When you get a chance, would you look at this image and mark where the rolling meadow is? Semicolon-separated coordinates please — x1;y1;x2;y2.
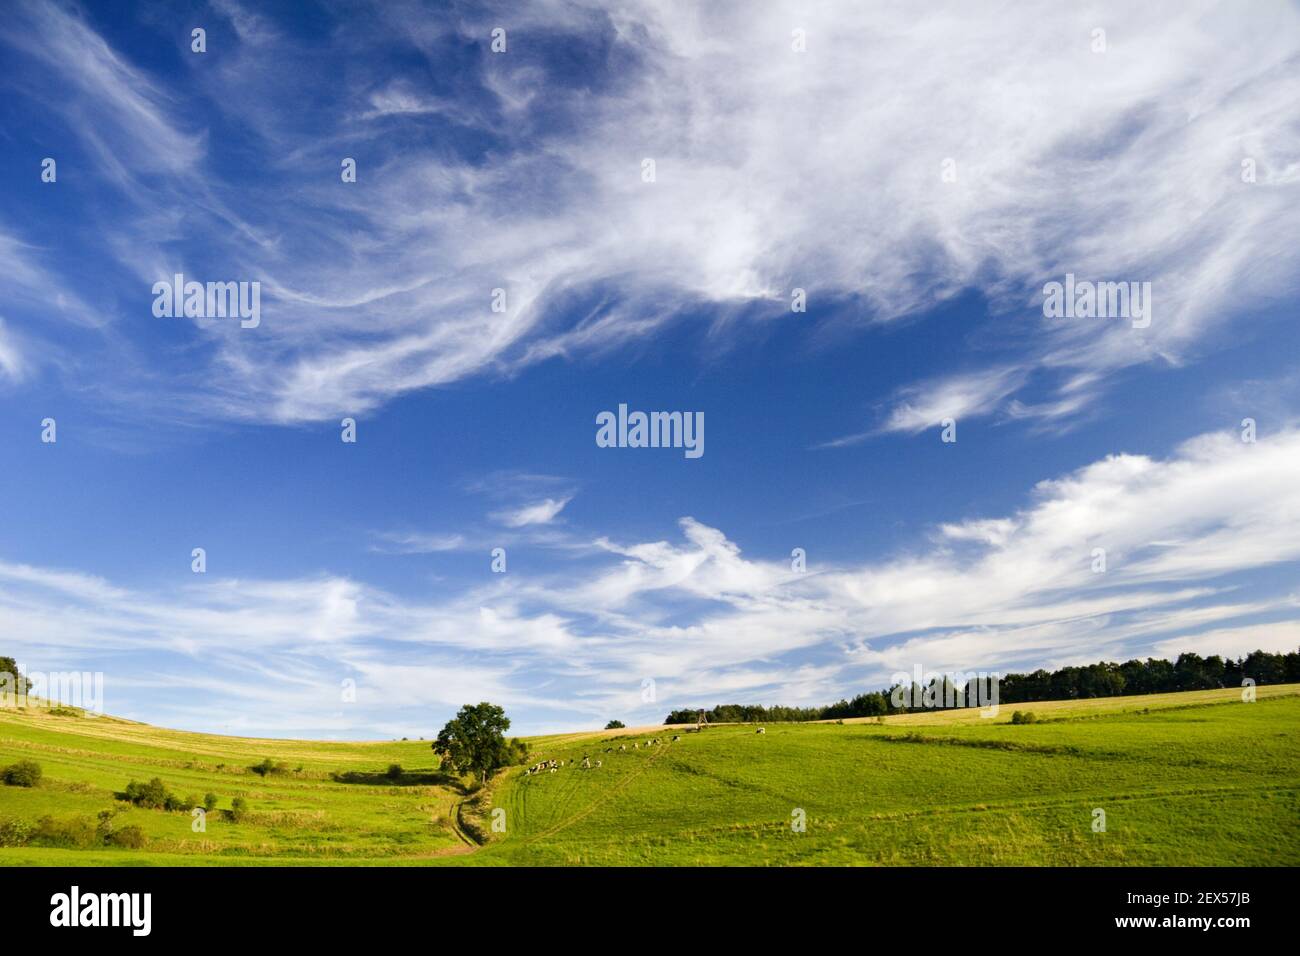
1;685;1297;866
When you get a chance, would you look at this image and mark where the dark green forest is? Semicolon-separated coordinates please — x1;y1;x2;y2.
664;648;1300;724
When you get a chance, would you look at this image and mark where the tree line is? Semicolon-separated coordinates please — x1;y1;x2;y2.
663;648;1300;724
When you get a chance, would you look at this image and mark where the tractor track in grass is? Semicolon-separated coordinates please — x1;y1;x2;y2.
521;738;678;845
523;780;1300;848
408;740;659;860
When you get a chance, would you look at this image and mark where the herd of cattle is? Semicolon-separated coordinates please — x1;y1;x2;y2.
523;728;767;777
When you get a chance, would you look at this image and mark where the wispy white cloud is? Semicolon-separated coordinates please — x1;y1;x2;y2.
370;531;466;554
4;424;1298;735
3;1;204;178
0;318;26;383
823;367;1028;444
491;496;572;528
4;1;1295;427
1152;619;1300;659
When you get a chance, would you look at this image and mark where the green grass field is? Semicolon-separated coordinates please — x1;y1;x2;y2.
2;685;1297;865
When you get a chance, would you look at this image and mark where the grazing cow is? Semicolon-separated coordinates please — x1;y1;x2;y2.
619;744;627;751
671;735;680;742
756;727;765;734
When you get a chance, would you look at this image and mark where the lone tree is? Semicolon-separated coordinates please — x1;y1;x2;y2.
604;720;625;729
0;656;31;703
433;702;525;784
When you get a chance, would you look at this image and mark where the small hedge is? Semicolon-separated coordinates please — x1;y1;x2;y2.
1;760;42;787
0;809;151;850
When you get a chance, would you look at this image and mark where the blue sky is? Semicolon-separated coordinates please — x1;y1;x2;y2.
1;0;1299;738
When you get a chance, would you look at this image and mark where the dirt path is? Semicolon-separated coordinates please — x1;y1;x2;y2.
448;796;479;848
413;738;678;860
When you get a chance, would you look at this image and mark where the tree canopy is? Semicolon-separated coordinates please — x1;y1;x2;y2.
665;648;1300;724
0;656;31;703
433;702;526;784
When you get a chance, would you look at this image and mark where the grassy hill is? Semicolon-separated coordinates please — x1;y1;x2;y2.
2;685;1298;865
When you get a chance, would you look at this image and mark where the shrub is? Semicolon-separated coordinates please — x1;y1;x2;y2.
0;817;34;847
604;720;625;729
21;808;149;850
229;797;249;823
386;763;403;780
123;777;172;809
1;760;42;787
106;825;147;849
203;792;218;812
33;814;99;848
1011;710;1038;725
95;808;122;842
251;758;287;777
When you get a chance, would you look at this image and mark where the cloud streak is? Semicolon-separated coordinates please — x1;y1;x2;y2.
2;1;1296;429
4;424;1298;735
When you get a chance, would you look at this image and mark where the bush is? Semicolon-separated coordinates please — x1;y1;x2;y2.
2;760;42;787
123;777;172;809
386;763;403;779
251;758;287;777
1011;710;1038;725
106;825;147;849
0;817;34;847
11;808;149;850
33;814;99;848
604;720;625;729
229;797;249;823
203;792;218;812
